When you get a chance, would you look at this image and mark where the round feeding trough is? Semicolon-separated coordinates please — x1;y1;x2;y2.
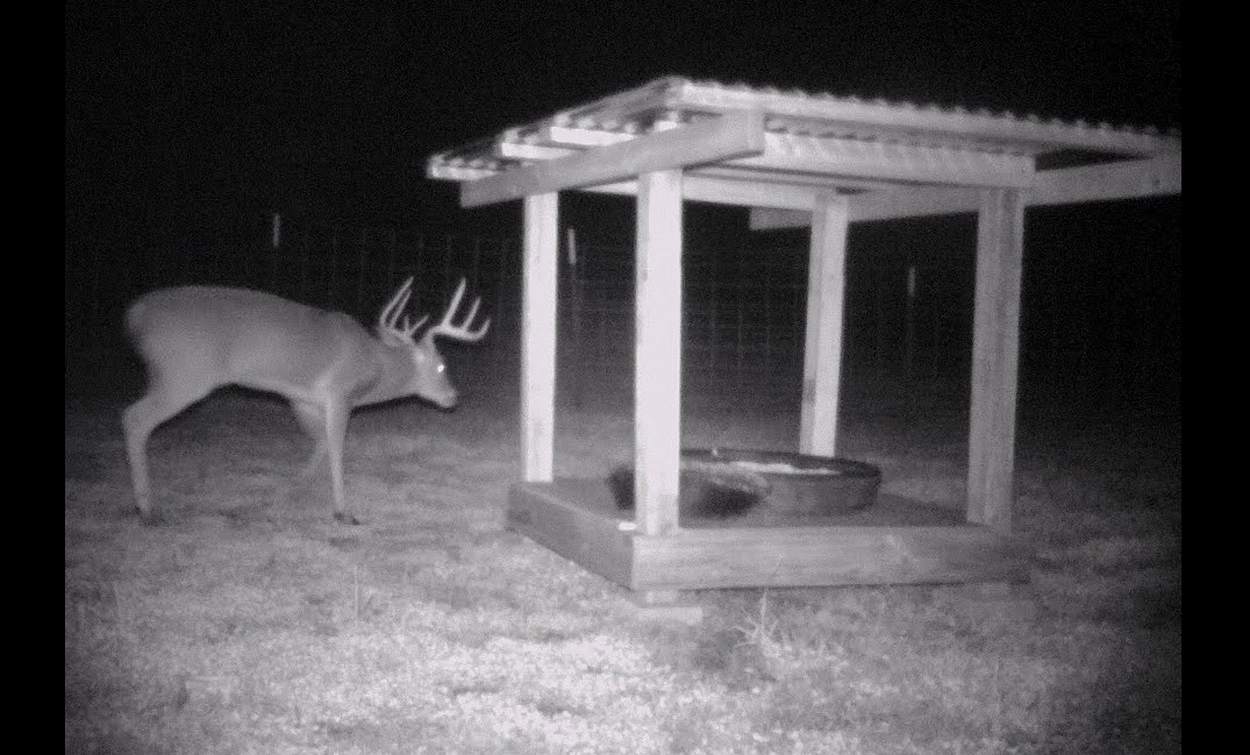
683;448;882;516
608;448;883;518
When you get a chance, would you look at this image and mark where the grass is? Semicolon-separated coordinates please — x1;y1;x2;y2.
65;385;1180;753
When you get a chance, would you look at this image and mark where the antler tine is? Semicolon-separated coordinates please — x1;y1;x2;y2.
445;278;467;320
467;315;491;340
402;314;429;338
458;296;482;330
426;277;491;343
378;277;415;332
391;285;414;327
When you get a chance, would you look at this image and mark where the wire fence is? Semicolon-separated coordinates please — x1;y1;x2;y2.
64;208;1179;414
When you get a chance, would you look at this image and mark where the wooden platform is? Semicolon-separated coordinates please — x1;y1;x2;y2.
507;479;1031;591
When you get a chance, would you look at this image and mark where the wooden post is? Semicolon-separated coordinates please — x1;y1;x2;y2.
799;194;849;456
634;169;684;535
522;193;559;482
967;188;1024;534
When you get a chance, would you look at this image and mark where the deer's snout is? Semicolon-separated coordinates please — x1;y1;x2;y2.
432;391;459;411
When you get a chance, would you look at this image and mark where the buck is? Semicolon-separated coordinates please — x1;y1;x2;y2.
122;277;490;525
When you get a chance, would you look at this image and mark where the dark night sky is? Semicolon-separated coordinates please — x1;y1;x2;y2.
64;1;1181;244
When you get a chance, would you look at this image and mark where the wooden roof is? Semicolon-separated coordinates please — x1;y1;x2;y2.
427;76;1181;217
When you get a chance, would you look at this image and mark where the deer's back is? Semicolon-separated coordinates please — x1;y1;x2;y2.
126;286;375;394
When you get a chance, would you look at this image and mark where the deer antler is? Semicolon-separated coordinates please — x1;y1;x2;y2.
377;277;429;343
424;278;490;343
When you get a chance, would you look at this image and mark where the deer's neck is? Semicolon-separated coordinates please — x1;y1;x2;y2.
351;343;415;407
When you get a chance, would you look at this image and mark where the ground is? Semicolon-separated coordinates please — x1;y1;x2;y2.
65;382;1181;754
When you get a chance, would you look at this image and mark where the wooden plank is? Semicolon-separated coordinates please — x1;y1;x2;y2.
507;479;1029;590
634;170;684;536
460;112;765;208
747;154;1183;229
521;193;559;482
580;173;823;210
696;166;897;191
496;140;582;161
967;189;1024;534
750;191;978;229
849;187;983;222
540;125;636;148
525;478;966;529
490;143;895;194
507;482;633;587
630;525;1030;590
1030;153;1182;206
799;195;849;456
730;133;1035;188
523;77;1178;159
426;163;499;182
668;78;1180;157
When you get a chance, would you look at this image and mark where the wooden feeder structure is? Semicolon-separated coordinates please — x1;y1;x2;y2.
426;76;1182;598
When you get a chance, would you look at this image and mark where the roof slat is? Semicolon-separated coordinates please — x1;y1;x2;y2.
427;75;1181;209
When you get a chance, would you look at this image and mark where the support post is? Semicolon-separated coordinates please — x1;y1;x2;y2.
967;188;1024;534
634;170;684;535
799;194;850;456
521;193;559;482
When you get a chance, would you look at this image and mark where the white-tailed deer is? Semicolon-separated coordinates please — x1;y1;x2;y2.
122;277;490;525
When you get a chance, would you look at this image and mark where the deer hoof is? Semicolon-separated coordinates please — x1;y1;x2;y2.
333;512;361;526
137;509;165;526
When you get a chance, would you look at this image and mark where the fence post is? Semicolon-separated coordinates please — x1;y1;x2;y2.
566;227;584;408
905;261;917;417
268;212;281;292
874;258;887;380
386;227;398;288
470;235;483;287
357;227;369;315
327;225;339;309
444;233;455;299
494;237;510;374
735;245;746;394
413;232;424;286
708;245;719;382
300;224;311;302
763;242;773;380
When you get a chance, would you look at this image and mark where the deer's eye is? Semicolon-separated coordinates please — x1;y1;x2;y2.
437;363;446;374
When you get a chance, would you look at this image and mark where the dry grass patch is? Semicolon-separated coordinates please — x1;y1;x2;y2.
67;392;1179;753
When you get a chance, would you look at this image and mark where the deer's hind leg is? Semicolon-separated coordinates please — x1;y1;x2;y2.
122;370;215;522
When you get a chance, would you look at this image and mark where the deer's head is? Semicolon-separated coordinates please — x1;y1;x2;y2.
376;277;490;409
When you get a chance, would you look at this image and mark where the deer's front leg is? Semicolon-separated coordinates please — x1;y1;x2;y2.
323;401;359;525
290;400;328;480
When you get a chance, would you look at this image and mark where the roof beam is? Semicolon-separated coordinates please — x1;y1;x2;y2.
541;125;636;148
433;161;838;210
580;173;825;210
748;154;1182;229
731;133;1036;188
1030;152;1181;206
499;129;1036;188
460;112;766;208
